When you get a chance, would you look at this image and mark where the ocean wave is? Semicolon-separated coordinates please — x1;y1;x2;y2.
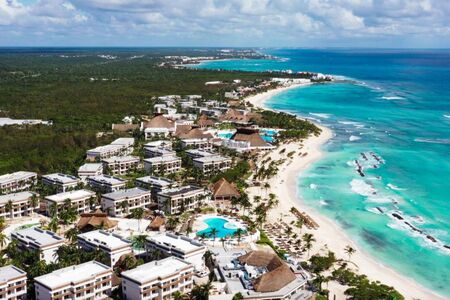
444;114;450;119
366;206;386;215
381;96;405;100
349;135;361;142
309;112;331;119
309;183;318;190
319;200;328;206
387;183;406;191
366;195;396;204
414;138;450;145
350;179;376;197
338;120;365;128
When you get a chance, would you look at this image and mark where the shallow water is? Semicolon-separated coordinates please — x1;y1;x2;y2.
197;49;450;297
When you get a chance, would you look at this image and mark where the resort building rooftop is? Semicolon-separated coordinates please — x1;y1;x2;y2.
78;230;131;251
45;189;95;203
111;137;134;147
0;191;35;205
12;227;64;248
0;265;26;283
42;173;79;184
121;257;192;284
34;261;111;290
102;187;149;201
89;174;126;185
158;185;204;197
146;232;206;254
135;175;174;187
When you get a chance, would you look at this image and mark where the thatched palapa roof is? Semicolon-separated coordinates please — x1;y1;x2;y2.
147;216;166;231
77;209;118;231
142;115;174;129
238;251;296;293
211;178;240;199
197;114;215;127
231;128;268;147
178;128;213;140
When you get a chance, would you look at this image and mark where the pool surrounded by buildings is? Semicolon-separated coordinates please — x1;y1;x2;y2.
197;216;246;239
216;128;278;143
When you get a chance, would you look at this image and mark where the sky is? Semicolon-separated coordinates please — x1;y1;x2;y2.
1;0;450;48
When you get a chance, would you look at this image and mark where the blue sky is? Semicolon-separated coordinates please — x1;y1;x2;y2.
1;0;449;48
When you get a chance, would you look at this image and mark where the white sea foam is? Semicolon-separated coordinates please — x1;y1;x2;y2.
349;135;361;142
338;120;365;128
444;114;450;119
309;113;331;119
387;183;406;191
381;96;405;100
309;183;318;190
350;179;376;197
319;200;328;206
414;138;450;145
366;207;385;215
366;195;395;203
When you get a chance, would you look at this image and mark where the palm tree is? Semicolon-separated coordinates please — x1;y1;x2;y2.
302;233;316;258
5;200;13;219
0;217;5;232
65;227;79;243
48;217;60;233
49;202;58;218
88;196;97;210
166;217;179;231
132;235;147;251
209;228;218;246
234;228;244;245
0;232;6;249
120;200;129;216
232;292;244;300
131;208;145;232
29;193;39;216
344;245;356;262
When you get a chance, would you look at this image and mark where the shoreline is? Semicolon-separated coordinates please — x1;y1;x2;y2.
244;84;445;300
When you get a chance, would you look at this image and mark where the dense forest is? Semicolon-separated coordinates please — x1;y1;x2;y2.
0;48;269;174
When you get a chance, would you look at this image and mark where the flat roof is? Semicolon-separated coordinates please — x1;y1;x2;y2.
0;191;34;205
147;233;205;253
158;185;204;197
185;149;216;157
78;163;103;172
144;140;172;148
145;147;175;155
0;265;26;283
34;261;110;289
144;156;180;163
78;230;131;250
42;173;79;184
103;187;150;200
45;189;95;203
0;171;37;184
121;257;191;284
102;156;140;163
88;174;126;185
12;227;64;247
87;144;123;154
111;138;134;146
193;155;230;163
136;176;174;186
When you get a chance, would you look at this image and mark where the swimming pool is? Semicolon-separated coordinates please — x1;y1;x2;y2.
217;132;234;139
197;217;246;239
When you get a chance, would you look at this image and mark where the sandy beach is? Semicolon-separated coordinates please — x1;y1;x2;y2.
245;84;445;300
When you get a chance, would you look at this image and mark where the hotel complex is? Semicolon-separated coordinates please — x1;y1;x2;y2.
156;185;208;214
0;171;37;194
44;189;96;216
0;191;38;220
101;187;151;217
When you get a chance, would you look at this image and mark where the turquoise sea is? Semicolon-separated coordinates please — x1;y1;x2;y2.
197;49;450;297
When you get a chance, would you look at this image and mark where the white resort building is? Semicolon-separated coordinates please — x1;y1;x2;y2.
44;189;96;216
121;257;194;300
87;174;126;193
34;261;113;300
101;156;141;176
0;265;27;300
11;227;65;263
0;191;38;220
77;230;133;267
144;156;181;175
101;187;151;217
142;115;175;139
78;163;103;181
192;155;232;176
41;173;80;193
144;146;176;158
135;176;176;199
86;138;134;161
146;233;206;271
0;171;37;194
156;185;208;214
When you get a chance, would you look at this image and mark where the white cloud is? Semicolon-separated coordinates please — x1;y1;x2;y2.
1;0;449;46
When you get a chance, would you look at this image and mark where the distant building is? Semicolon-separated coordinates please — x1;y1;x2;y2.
0;191;39;220
78;230;132;267
135;176;177;200
87;175;126;193
44;189;95;216
142;115;175;139
101;187;151;217
34;261;112;300
146;233;206;271
223;128;275;152
0;171;37;194
143;156;181;175
185;149;216;159
0;265;27;300
144;147;176;158
41;173;80;193
11;227;65;263
178;128;214;150
193;155;232;176
121;257;194;300
78;163;103;181
86;138;134;161
102;156;141;176
156;185;208;214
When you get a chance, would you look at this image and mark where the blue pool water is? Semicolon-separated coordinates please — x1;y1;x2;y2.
217;132;233;139
197;49;450;297
197;217;243;238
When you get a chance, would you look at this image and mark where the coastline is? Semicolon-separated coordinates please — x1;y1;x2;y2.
245;84;445;300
